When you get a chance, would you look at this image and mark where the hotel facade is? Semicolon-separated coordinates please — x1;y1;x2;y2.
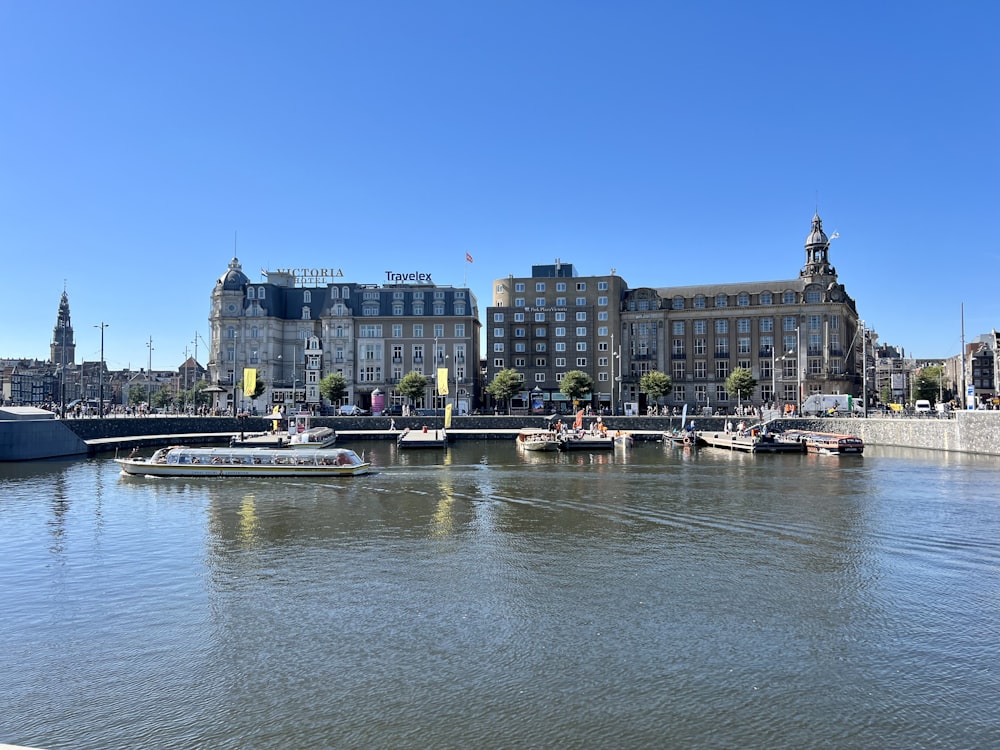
487;214;864;414
208;262;482;414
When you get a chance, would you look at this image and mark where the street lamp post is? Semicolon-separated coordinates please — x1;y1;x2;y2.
94;322;108;418
146;336;154;413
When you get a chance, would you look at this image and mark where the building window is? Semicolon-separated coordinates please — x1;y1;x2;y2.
258;287;265;299
413;324;423;337
760;317;774;333
455;323;465;337
576;358;587;367
576;342;587;351
576;282;586;291
535;297;546;306
694;361;707;378
535;313;546;322
555;342;566;352
494;343;505;352
694;320;706;335
737;293;750;307
760;291;772;305
494;358;504;368
783;290;796;304
493;313;504;322
598;372;609;382
673;296;685;310
809;315;822;331
598;281;608;291
673;321;685;335
805;288;822;303
715;294;728;307
716;361;729;379
598;296;608;306
514;298;525;307
555;312;566;322
715;339;729;355
556;282;566;292
514;313;525;322
393;304;404;315
515;283;525;292
672;339;685;356
737;318;751;334
576;327;587;336
413;304;424;315
673;361;685;380
738;337;751;354
536;282;546;292
715;320;728;334
535;327;546;337
247;287;255;299
575;297;586;306
694;338;707;355
598;311;608;321
783;316;797;332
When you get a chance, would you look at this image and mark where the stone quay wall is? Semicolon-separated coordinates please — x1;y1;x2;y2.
4;410;997;461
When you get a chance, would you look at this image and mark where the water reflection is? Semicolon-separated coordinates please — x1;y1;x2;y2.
5;443;1000;749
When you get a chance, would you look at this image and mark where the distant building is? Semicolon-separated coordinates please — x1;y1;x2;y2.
487;214;863;414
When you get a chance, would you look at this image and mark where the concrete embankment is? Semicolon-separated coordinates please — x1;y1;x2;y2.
2;411;999;461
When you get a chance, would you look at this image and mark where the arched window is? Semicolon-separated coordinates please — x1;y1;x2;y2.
247;287;255;299
258;287;265;299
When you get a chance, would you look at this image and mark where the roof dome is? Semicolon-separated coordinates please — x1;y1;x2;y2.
805;213;829;247
217;258;250;291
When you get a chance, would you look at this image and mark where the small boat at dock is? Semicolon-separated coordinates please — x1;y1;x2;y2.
781;430;864;455
516;428;561;452
116;445;370;477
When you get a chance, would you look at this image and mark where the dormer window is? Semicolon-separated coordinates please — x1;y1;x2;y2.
258;287;266;299
303;290;311;303
247;287;256;299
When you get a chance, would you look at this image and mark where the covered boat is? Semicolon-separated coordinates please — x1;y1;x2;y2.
516;428;561;452
781;430;864;455
116;445;370;477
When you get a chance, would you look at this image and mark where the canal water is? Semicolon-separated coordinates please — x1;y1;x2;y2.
2;441;999;749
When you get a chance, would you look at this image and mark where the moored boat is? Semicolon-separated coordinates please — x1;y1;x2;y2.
116;445;370;477
558;432;614;450
782;430;864;455
516;428;561;452
612;431;634;449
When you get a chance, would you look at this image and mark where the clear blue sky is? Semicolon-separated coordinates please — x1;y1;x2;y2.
2;1;996;372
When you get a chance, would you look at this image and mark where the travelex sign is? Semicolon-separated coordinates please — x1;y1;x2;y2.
385;271;433;283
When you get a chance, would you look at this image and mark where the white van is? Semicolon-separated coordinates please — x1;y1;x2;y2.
914;399;932;414
800;394;862;416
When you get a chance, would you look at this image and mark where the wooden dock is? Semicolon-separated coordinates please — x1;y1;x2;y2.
396;427;449;448
697;431;804;453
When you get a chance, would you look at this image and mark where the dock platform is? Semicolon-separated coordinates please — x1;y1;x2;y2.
396;427;449;448
697;431;805;453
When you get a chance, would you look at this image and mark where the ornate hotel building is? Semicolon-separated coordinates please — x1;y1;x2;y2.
208;260;482;414
487;214;863;413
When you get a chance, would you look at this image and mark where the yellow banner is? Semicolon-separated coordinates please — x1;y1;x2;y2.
243;368;257;398
445;403;453;429
437;367;449;396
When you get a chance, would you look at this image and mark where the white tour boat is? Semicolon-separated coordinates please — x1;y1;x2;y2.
116;445;370;477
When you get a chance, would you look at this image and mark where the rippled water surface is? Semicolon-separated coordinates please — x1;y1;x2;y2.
2;442;1000;749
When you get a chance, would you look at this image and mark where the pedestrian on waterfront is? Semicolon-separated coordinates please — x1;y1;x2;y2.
390;418;397;431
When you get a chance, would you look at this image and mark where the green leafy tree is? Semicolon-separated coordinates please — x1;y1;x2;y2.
880;385;893;406
319;373;348;405
397;371;430;408
559;370;594;406
913;366;943;403
151;385;173;410
485;368;523;414
639;371;673;408
237;377;267;401
725;367;757;405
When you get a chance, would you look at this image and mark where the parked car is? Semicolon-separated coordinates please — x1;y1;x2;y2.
914;399;932;414
338;405;369;416
383;404;404;416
